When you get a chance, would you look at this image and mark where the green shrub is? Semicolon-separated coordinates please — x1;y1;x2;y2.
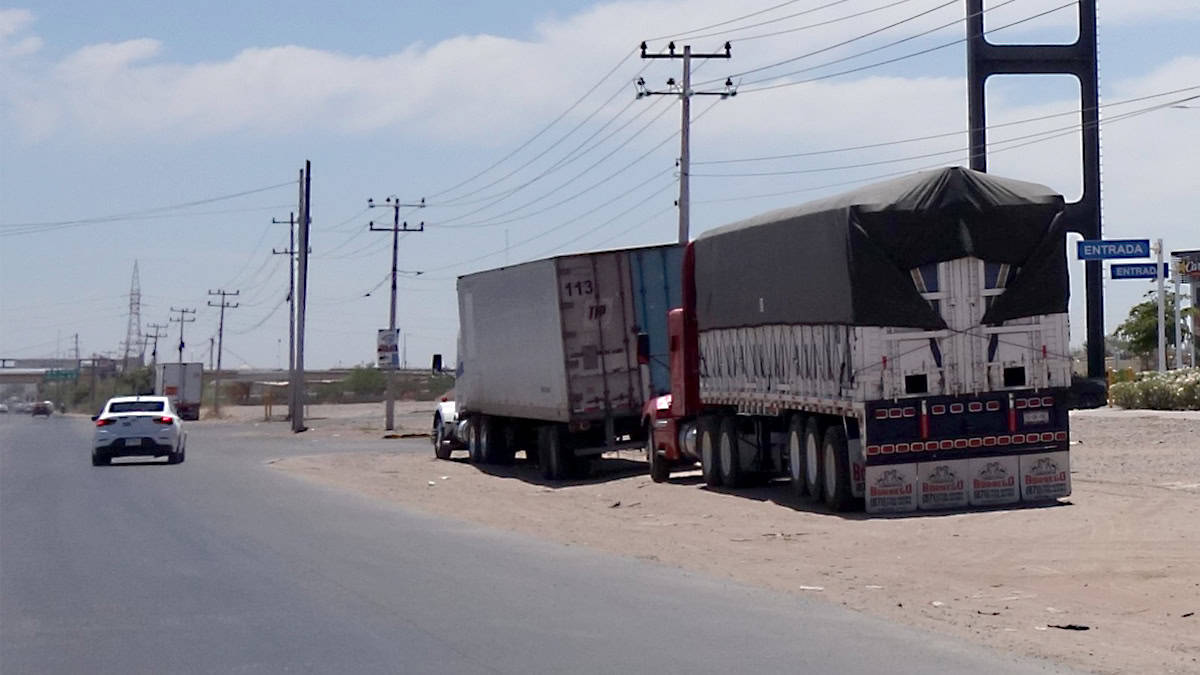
1110;368;1200;410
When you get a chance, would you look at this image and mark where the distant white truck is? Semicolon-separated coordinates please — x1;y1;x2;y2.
155;362;203;421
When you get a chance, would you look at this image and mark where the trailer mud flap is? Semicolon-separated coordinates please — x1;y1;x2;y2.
1019;451;1071;501
916;459;968;510
967;455;1020;506
864;463;918;514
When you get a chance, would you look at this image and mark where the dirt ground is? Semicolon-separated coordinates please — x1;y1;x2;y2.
260;405;1199;674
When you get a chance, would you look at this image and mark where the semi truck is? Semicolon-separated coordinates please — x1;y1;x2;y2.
452;244;682;479
155;362;204;421
644;167;1073;513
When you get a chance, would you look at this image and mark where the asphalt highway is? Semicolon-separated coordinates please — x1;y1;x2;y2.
0;413;1070;674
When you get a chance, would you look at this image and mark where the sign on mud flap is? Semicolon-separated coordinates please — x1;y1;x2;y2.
864;464;918;514
1019;451;1071;501
967;456;1020;506
917;460;969;510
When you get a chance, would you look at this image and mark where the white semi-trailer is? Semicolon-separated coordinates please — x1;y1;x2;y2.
155;362;204;421
453;244;682;480
645;167;1073;513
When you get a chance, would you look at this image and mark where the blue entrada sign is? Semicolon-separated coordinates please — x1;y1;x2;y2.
1110;262;1168;280
1076;239;1150;260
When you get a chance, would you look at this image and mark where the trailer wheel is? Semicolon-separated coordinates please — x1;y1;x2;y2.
646;421;669;483
698;417;722;487
822;424;853;512
538;425;568;481
467;417;484;464
718;416;743;488
787;416;808;498
803;418;824;503
479;416;509;465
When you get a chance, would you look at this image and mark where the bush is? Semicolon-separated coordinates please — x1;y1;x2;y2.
1110;368;1200;410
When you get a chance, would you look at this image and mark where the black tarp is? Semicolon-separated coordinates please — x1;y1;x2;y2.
692;167;1068;331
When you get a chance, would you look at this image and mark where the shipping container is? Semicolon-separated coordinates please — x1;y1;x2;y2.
454;244;682;478
155;363;204;421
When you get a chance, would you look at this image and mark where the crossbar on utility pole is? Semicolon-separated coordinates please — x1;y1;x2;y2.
367;196;425;432
169;307;196;364
207;290;240;416
638;40;734;245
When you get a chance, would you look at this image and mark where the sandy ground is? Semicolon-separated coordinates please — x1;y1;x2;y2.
259;405;1199;674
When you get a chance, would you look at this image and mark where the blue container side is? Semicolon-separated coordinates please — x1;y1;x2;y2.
629;246;683;396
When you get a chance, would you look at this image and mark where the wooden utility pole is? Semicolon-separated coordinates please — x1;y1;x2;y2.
207;290;240;415
273;211;307;421
367;196;424;431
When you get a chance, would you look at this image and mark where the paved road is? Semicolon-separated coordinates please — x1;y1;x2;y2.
1;414;1069;674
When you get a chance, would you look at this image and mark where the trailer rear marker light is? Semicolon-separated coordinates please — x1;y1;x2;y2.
950;403;965;414
998;435;1011;445
954;439;968;449
896;443;909;453
940;440;954;450
902;407;916;418
1015;398;1028;409
881;444;895;454
1041;396;1054;407
968;438;982;448
875;409;889;420
983;436;997;446
1054;431;1067;441
888;408;903;419
1012;433;1025;444
986;400;1001;411
910;442;923;451
1041;432;1056;442
1026;398;1042;409
968;402;983;413
931;404;946;415
866;445;879;456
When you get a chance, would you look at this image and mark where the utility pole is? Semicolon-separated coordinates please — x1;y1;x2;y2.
1155;238;1166;372
367;195;425;431
272;212;304;421
638;40;734;244
209;337;215;371
169;307;197;364
292;162;311;433
145;322;167;368
207;290;240;416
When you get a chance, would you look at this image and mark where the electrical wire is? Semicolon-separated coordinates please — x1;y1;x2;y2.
231;294;289;335
646;0;816;41
682;0;921;44
693;84;1200;166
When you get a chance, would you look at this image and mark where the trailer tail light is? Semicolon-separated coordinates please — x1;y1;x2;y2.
998;435;1011;445
867;445;880;456
881;444;895;454
95;418;115;427
1012;434;1026;444
968;402;983;413
1054;431;1067;442
902;407;916;418
1015;398;1028;409
953;439;968;449
1040;432;1056;443
896;443;909;453
919;401;929;440
949;403;964;414
983;436;997;447
910;442;923;452
888;408;903;419
154;416;174;425
968;438;982;448
939;440;953;450
875;409;889;420
1041;396;1055;407
1008;394;1017;432
986;400;1001;411
931;404;946;415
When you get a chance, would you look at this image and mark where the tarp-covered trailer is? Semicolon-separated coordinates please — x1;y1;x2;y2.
456;244;682;479
646;167;1072;513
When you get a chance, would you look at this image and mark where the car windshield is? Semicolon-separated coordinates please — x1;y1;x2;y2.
108;401;165;413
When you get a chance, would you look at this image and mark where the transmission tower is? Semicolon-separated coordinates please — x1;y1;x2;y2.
122;261;144;371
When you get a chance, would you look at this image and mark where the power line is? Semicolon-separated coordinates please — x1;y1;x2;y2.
646;0;816;41
680;0;919;44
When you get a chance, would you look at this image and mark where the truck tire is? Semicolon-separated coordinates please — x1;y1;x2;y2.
467;418;484;464
718;416;743;488
433;415;452;460
646;421;669;483
822;424;854;512
698;417;722;487
478;415;508;464
803;418;824;503
538;425;568;481
787;415;808;498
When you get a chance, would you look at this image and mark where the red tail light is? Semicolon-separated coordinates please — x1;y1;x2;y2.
154;416;174;425
95;418;115;427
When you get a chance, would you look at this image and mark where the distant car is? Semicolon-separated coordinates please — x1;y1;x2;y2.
92;396;187;466
31;401;52;417
0;403;8;413
432;399;467;460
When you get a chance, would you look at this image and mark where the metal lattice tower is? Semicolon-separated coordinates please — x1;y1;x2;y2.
122;261;143;371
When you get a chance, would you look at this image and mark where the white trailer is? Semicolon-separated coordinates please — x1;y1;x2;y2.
155;362;203;421
455;244;681;479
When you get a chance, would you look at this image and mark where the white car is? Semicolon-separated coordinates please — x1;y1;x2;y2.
92;395;187;466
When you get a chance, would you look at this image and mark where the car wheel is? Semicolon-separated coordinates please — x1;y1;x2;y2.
92;452;109;467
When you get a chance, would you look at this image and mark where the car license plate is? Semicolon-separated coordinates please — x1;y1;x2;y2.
1023;410;1050;425
128;438;144;446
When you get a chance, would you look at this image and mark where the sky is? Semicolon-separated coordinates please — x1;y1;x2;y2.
1;0;1198;371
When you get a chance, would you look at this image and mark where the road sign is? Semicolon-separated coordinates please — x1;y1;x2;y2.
1110;262;1168;280
43;368;79;381
1076;239;1150;260
377;329;399;369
